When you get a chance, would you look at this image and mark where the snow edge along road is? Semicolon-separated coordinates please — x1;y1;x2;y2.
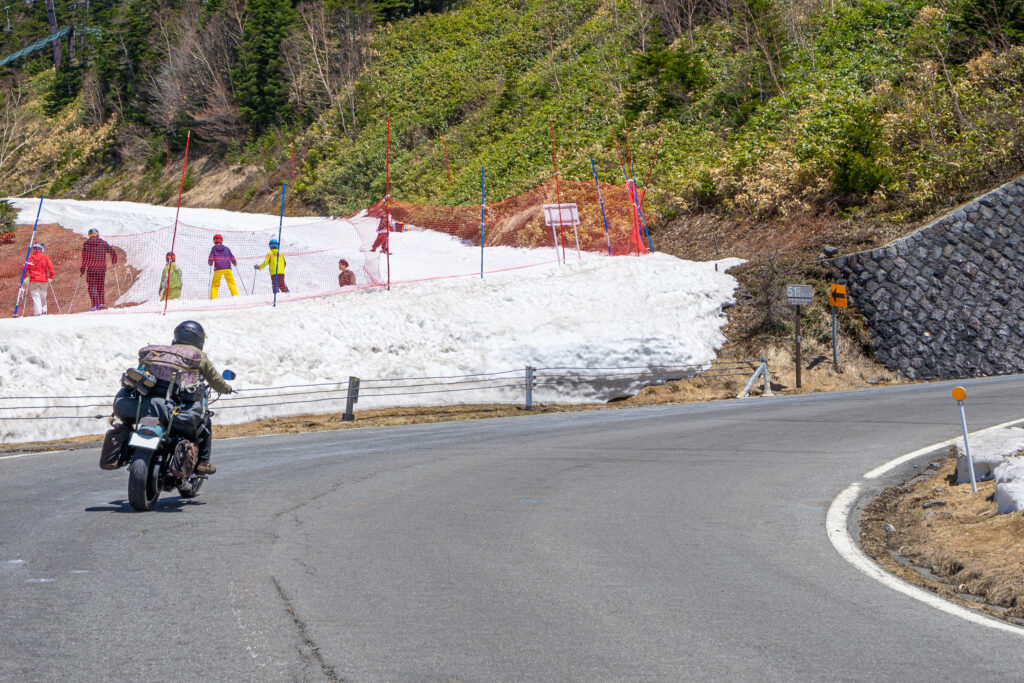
827;415;1024;636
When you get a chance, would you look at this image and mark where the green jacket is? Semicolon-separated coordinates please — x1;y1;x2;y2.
200;352;233;395
159;263;182;299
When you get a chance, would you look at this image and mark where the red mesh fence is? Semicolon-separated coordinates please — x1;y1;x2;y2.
1;178;651;317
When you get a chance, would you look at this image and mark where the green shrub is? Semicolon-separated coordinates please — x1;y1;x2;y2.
0;200;16;235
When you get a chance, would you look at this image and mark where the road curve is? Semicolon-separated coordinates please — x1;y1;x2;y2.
3;375;1024;681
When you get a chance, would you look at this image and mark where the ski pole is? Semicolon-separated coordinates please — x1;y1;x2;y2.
234;264;249;295
251;267;258;295
113;266;122;298
68;277;81;313
48;281;63;315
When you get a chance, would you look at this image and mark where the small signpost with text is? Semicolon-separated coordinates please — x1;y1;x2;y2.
829;283;848;370
786;285;814;388
543;203;580;263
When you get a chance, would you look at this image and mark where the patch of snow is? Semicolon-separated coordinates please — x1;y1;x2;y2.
955;427;1024;485
0;199;742;444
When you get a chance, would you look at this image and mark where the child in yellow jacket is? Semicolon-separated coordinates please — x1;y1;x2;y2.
254;238;289;293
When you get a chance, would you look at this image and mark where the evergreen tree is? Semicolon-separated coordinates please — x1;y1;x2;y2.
92;0;163;124
232;0;297;134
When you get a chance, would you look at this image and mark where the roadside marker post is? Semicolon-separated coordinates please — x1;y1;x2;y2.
342;376;360;422
953;386;977;493
786;285;813;388
829;283;847;371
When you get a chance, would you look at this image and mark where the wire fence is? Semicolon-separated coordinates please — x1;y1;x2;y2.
0;359;770;425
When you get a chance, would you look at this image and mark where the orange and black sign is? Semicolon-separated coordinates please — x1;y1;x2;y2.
829;283;848;308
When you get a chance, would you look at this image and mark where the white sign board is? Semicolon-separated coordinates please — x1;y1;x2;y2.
786;285;813;306
543;203;580;227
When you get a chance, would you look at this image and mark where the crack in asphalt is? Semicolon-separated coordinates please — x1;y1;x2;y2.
272;575;345;682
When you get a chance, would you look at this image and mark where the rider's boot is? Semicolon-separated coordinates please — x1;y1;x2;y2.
194;429;216;475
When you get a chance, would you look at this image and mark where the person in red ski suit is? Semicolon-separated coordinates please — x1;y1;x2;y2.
80;228;117;310
25;243;55;315
370;213;391;254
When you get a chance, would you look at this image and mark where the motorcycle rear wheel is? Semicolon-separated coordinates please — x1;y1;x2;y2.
127;450;160;511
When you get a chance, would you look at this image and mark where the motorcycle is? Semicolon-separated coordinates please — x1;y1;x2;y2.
125;369;235;512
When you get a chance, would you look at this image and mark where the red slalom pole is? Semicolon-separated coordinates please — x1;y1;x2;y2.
382;116;385;290
163;130;191;315
624;129;636;180
643;130;664;191
609;126;627;180
550;119;566;263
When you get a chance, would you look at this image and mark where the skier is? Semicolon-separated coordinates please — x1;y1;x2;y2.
338;258;356;287
80;228;117;310
159;252;182;300
207;234;238;299
25;243;55;315
370;212;391;254
254;238;289;293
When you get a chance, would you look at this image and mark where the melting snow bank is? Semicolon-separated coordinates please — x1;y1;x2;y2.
955;427;1024;513
0;253;742;443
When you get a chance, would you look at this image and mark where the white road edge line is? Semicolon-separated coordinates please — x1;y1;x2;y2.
863;416;1024;479
0;449;68;462
829;416;1024;637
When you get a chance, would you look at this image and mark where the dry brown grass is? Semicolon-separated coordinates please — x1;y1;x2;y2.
860;449;1024;623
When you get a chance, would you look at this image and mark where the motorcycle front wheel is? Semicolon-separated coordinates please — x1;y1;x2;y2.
127;450;160;511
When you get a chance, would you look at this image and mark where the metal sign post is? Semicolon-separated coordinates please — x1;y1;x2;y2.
953;386;977;493
786;285;813;388
543;203;581;262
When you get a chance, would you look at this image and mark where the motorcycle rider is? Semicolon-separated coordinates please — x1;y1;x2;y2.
103;320;233;475
165;320;233;474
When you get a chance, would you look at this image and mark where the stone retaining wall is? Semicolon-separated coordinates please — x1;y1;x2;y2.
832;175;1024;379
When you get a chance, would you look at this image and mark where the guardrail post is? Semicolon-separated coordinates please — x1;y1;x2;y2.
525;366;535;410
737;358;773;399
342;376;360;421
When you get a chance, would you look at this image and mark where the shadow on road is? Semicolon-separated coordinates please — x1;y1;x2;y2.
85;497;206;513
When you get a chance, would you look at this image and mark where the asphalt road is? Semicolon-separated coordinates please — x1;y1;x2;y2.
3;375;1024;681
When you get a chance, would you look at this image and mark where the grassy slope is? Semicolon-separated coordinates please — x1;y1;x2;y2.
298;0;1024;229
3;0;1023;358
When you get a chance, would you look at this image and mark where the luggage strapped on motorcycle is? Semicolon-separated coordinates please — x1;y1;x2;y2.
137;344;204;402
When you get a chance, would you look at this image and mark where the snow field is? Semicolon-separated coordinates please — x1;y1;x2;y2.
1;199;741;444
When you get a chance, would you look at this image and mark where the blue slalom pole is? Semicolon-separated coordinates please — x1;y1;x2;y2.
590;157;612;256
273;183;286;308
13;196;44;318
480;167;485;279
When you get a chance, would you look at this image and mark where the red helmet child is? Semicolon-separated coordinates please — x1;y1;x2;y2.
213;234;223;244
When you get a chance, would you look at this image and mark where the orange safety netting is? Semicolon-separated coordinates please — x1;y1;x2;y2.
1;178;651;317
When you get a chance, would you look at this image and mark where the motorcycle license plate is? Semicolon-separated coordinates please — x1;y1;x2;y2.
128;431;161;450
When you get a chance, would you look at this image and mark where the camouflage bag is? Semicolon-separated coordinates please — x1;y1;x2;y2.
138;344;201;386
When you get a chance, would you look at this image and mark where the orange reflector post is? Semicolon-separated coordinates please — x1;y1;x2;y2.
952;386;966;402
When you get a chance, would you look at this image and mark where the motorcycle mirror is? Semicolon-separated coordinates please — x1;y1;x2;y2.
222;369;236;380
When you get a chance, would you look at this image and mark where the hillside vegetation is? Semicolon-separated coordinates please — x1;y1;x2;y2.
0;0;1022;284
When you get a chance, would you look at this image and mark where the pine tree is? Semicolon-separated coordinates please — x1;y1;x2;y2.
232;0;297;134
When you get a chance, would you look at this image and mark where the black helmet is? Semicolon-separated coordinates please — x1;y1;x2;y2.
173;320;205;350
